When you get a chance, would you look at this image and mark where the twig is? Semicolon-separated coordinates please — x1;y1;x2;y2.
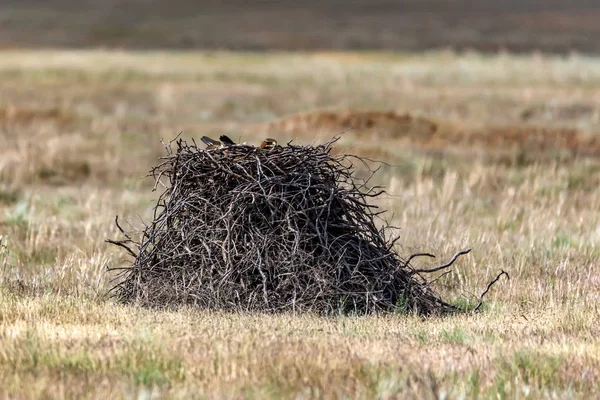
474;270;509;312
403;252;436;268
105;239;138;258
410;248;471;274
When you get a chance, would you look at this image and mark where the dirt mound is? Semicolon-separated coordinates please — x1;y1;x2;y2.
246;109;600;161
0;106;73;126
107;137;461;315
248;110;439;141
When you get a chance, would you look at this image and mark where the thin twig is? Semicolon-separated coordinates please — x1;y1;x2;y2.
410;248;471;274
105;239;138;258
474;270;509;312
403;252;436;268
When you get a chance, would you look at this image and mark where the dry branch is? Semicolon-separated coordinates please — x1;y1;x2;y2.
474;270;509;312
410;248;472;275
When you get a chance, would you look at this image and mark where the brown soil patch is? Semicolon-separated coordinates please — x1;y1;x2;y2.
0;106;72;125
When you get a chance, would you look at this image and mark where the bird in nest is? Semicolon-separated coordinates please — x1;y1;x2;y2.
259;138;278;150
219;135;236;146
201;135;278;151
201;135;236;149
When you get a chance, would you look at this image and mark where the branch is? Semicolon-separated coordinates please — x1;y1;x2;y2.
410;248;471;274
474;270;509;312
403;252;436;269
105;239;138;258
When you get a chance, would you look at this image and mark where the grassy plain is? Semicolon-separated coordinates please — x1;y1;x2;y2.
0;50;599;399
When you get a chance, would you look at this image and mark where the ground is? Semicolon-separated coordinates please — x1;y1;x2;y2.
0;50;599;399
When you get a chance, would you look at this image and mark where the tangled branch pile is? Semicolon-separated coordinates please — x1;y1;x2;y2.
108;137;460;315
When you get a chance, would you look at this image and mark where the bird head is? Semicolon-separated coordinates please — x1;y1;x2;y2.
259;138;278;150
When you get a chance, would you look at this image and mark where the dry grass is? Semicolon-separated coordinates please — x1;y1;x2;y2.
0;50;599;399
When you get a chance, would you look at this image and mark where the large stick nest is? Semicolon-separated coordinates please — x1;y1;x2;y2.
108;137;460;315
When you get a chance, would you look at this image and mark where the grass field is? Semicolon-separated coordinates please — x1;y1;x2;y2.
0;50;599;399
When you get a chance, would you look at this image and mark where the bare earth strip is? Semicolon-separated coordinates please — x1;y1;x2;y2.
0;51;599;398
0;0;599;53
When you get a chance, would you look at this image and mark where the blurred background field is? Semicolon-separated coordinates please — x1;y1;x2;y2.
0;2;599;399
1;0;600;53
